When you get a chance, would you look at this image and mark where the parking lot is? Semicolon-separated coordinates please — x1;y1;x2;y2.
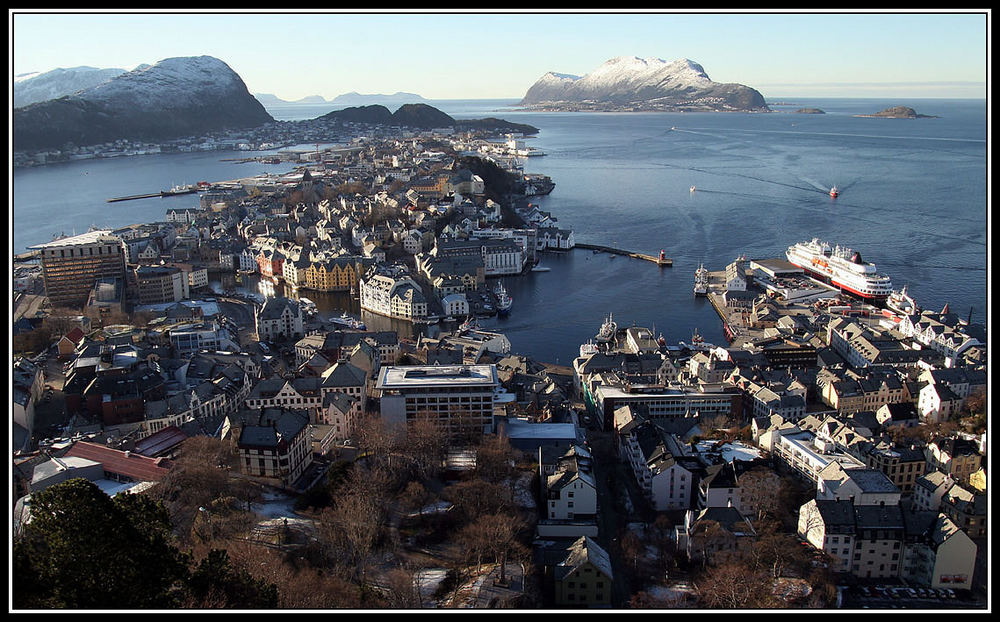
842;585;983;609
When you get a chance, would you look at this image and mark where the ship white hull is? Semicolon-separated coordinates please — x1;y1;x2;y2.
786;239;892;300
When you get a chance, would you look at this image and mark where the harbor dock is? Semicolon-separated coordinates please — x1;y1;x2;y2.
575;243;672;266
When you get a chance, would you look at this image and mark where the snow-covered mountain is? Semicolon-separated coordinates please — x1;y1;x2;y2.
520;57;768;112
13;56;274;152
14;66;130;108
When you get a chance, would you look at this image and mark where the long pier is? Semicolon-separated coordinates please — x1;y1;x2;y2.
107;189;197;203
575;242;673;266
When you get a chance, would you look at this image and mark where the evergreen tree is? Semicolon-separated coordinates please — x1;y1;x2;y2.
14;478;189;609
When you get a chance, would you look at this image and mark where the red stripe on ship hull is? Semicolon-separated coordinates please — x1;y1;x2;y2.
790;261;887;300
831;280;888;300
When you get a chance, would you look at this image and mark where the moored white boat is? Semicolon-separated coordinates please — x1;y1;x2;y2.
886;285;920;316
595;313;617;344
694;263;709;296
494;281;513;316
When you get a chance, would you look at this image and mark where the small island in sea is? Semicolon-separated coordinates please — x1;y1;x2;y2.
793;108;825;114
855;105;937;119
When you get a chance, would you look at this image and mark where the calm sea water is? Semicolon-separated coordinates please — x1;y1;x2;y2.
12;98;987;364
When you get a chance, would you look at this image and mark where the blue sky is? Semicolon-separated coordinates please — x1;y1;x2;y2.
10;10;990;100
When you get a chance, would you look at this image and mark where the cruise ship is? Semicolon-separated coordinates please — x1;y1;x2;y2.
786;239;893;300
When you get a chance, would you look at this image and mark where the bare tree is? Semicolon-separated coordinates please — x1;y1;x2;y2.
399;480;434;518
316;469;388;586
405;411;449;481
444;479;513;523
380;565;422;608
738;467;783;522
474;430;517;484
224;541;361;608
148;436;239;540
619;529;645;576
696;562;782;609
354;413;398;475
456;513;524;584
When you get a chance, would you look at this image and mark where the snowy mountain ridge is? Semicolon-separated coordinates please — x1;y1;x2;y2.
81;56;247;111
13;66;129;108
520;56;768;112
13;55;273;152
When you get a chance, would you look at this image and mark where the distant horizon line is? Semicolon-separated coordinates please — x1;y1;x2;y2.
259;94;988;103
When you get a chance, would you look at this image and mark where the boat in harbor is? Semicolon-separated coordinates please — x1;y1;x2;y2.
886;285;920;316
694;263;709;296
531;263;551;272
829;186;839;198
786;238;892;300
299;297;317;315
523;173;555;196
690;185;696;193
494;281;513;316
332;312;366;331
458;315;480;334
595;313;617;344
161;183;198;197
580;340;600;357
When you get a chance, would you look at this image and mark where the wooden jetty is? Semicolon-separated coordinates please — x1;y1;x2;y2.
575;242;673;266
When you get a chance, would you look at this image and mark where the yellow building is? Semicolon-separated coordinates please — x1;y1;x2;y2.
968;467;986;493
303;257;370;292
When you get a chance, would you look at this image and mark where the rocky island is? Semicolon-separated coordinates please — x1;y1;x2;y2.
793;107;825;114
317;103;538;134
519;56;769;113
855;105;937;119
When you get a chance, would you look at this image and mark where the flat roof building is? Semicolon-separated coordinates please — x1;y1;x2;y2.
375;364;500;438
29;230;126;309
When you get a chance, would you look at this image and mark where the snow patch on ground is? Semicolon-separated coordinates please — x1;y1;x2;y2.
415;568;449;607
251;488;300;519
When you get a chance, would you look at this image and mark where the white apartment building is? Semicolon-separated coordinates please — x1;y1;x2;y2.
255;297;304;342
235;409;313;488
545;453;598;521
441;293;470;317
376;364;500;438
359;264;428;320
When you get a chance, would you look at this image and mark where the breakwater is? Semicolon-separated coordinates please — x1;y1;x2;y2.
574;243;673;266
107;189;197;203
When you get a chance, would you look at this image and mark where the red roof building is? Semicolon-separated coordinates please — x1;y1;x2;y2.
63;441;172;483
